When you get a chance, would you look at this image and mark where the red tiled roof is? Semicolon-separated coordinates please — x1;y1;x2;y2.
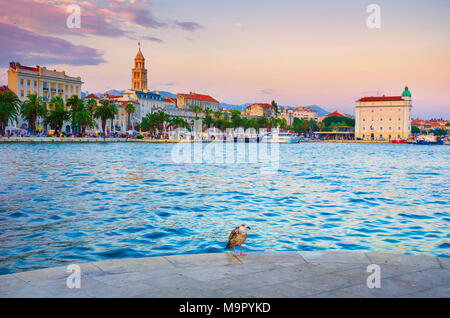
84;94;98;99
178;92;219;103
119;101;139;107
162;96;176;103
325;110;345;117
357;96;404;102
10;62;38;72
0;85;11;93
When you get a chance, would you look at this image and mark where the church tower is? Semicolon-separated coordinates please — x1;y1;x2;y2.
131;43;148;92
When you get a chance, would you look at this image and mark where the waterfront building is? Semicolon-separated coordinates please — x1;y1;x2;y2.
412;118;449;131
177;92;220;111
279;106;318;125
355;86;412;141
241;103;276;118
115;100;140;131
7;62;82;103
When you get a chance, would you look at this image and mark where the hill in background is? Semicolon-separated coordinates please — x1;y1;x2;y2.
82;89;331;116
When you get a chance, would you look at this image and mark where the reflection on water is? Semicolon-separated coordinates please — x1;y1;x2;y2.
0;142;449;274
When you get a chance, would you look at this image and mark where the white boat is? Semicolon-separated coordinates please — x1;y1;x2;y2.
262;130;300;143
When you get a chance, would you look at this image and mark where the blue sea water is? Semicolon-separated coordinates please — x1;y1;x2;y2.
0;142;449;274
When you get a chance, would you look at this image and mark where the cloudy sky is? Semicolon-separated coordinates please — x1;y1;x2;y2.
0;0;449;118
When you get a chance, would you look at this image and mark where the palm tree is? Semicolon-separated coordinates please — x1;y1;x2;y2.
271;100;278;114
44;104;70;136
318;121;325;132
203;107;212;117
0;90;20;136
140;112;158;137
257;116;268;130
46;96;65;132
66;95;84;134
21;94;46;135
48;96;64;110
125;103;136;131
154;110;169;134
86;98;97;118
213;110;222;128
249;118;259;132
75;109;95;137
168;116;188;130
220;113;231;130
192;105;202;119
269;117;278;129
308;118;318;134
231;109;241;129
279;118;288;130
204;115;213;128
94;100;118;138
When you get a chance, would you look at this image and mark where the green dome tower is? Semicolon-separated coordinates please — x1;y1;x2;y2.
402;86;411;98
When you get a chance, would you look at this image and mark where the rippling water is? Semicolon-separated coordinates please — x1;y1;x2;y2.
0;142;449;274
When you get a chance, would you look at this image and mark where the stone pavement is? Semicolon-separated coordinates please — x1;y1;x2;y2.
0;251;449;298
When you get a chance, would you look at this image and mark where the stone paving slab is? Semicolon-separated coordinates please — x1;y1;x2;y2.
0;251;448;298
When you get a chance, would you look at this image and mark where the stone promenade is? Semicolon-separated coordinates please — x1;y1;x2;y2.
1;251;449;298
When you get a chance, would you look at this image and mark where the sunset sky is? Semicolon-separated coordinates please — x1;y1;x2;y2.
1;0;449;118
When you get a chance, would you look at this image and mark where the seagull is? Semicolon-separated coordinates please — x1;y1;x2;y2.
226;224;251;257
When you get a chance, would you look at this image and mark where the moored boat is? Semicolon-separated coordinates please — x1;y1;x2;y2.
262;130;300;143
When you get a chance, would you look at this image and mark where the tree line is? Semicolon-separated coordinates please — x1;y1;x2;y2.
0;90;139;137
1;89;359;138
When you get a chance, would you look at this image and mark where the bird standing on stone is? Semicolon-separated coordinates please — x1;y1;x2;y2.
226;224;251;257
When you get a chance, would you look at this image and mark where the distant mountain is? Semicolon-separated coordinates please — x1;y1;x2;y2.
219;103;251;111
105;89;123;96
150;90;177;98
82;89;123;98
307;105;329;116
219;103;331;116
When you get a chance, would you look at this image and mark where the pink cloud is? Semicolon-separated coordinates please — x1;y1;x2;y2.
0;22;105;65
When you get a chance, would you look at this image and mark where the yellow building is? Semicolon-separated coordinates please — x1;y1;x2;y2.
355;86;412;141
7;62;82;103
278;106;318;125
177;92;219;111
241;103;277;118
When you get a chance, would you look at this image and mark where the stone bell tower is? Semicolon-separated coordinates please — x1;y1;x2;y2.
131;43;148;92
